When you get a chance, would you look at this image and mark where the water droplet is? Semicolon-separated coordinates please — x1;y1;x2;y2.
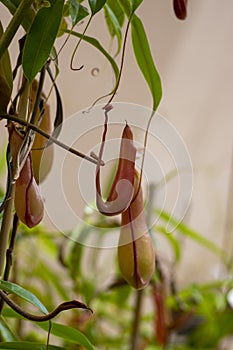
91;67;100;77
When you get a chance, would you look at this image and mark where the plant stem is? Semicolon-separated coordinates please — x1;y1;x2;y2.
105;13;132;107
130;183;156;349
0;183;15;276
0;0;34;60
0;112;102;165
2;214;19;282
130;289;144;350
0;214;19;314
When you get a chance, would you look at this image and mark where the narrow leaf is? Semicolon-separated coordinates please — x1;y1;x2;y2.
118;0;131;18
69;225;93;280
0;21;13;111
156;226;181;262
88;0;107;15
22;0;65;82
0;342;66;350
33;262;69;300
37;322;95;350
106;0;125;27
0;280;48;314
2;309;95;350
131;15;162;111
104;4;122;55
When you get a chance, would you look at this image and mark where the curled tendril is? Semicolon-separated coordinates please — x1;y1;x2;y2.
0;289;92;322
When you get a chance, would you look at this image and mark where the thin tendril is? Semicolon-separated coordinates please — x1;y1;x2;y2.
53;25;75;61
131;110;156;206
46;321;52;350
104;13;133;108
70;16;92;71
95;106;110;196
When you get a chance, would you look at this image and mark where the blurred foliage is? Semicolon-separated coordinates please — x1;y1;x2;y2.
1;168;233;349
0;0;233;349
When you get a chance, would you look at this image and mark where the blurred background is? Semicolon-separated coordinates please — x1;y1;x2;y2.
1;0;233;288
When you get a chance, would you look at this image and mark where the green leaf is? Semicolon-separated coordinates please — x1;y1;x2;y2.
0;143;7;177
104;4;122;55
131;15;162;111
33;262;69;300
156;226;181;262
0;0;35;31
106;0;125;27
119;0;143;14
132;0;143;12
57;17;68;38
0;21;13;111
159;211;227;263
64;29;119;83
88;0;107;15
37;322;95;350
2;308;23;320
22;0;65;82
2;309;95;350
69;225;93;280
0;342;66;350
0;280;48;314
70;1;89;26
0;317;17;341
118;0;132;18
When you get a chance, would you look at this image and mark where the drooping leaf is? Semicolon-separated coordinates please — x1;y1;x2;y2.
0;21;13;111
118;0;132;18
0;342;66;350
131;15;162;111
33;261;70;300
106;0;125;27
0;280;48;314
104;4;122;55
69;225;93;280
88;0;107;15
156;226;181;262
37;322;95;350
64;29;119;82
22;0;65;82
70;0;89;26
